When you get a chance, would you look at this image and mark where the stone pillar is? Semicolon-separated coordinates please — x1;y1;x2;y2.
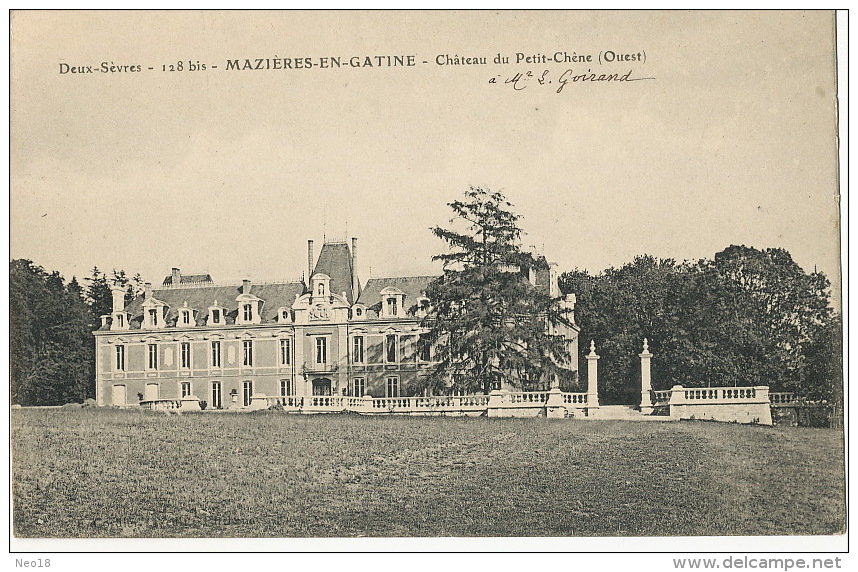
585;340;600;408
487;389;504;417
639;338;653;414
544;387;566;418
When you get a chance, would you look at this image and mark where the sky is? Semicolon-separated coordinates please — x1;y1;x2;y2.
10;11;841;303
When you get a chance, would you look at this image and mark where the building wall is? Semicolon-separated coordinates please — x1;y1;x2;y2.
95;326;299;408
95;300;580;405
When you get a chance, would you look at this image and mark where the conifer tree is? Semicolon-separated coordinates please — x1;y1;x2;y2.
421;187;573;394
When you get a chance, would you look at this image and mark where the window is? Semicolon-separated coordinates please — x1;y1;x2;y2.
315;337;327;365
280;378;295;397
242;340;253;367
243;381;253;407
211;341;221;368
116;314;124;328
355;307;363;317
352;336;364;363
211;381;222;409
419;336;431;362
280;338;291;365
387;297;398;316
243;303;253;322
211;308;221;324
147;343;158;369
115;345;125;371
353;377;365;397
180;381;191;398
280;309;289;322
386;376;400;398
386;334;398;363
148;308;158;327
317;283;325;296
181;310;191;326
180;342;191;369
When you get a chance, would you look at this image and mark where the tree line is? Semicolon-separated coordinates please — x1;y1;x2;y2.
10;260;142;406
559;246;841;405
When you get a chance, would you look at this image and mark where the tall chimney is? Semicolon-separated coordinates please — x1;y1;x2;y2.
242;279;252;294
307;239;315;280
110;284;125;313
171;267;181;285
351;237;359;299
144;282;152;299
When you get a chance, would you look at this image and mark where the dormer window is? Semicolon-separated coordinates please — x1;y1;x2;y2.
142;295;168;330
180;309;192;326
235;293;262;325
379;287;405;318
208;301;226;326
311;273;332;304
110;311;129;331
277;307;291;323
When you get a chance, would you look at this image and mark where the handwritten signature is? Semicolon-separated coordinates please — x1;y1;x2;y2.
490;69;655;93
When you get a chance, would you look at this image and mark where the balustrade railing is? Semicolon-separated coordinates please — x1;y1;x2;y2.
208;391;597;415
652;390;672;404
671;386;765;403
562;393;587;404
684;388;720;400
504;391;550;404
769;392;799;405
308;395;344;408
722;388;756;400
140;398;183;410
140;397;200;411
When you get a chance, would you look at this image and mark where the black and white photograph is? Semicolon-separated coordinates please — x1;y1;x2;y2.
7;9;847;560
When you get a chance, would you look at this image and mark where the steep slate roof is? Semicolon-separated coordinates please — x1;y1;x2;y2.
312;242;356;304
357;275;439;318
116;281;306;329
162;273;214;286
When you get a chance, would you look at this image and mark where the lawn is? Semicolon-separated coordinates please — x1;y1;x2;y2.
11;408;846;538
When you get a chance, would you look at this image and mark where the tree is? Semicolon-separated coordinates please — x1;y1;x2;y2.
698;246;833;393
421;187;572;395
559;245;836;403
11;261;143;405
84;266;112;323
10;260;94;405
560;256;695;404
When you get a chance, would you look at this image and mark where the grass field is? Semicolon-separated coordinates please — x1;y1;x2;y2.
11;408;846;538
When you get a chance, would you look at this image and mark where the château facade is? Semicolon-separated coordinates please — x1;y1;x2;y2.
93;239;580;409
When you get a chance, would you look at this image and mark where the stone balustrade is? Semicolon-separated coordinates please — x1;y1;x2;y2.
665;384;772;425
133;390;605;418
140;397;200;411
562;393;588;404
769;392;799;405
502;391;549;404
236;391;593;417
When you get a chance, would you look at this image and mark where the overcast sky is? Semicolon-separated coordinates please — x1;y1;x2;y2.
10;11;841;303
